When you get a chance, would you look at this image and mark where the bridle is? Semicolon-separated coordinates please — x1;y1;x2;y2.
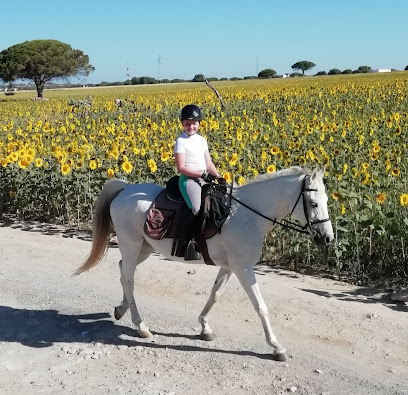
230;175;331;235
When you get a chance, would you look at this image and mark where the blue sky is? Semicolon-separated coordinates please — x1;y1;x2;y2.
1;0;407;84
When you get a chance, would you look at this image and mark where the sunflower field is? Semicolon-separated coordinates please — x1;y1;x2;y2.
1;74;408;287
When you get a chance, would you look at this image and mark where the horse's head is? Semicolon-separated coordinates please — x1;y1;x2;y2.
291;168;334;246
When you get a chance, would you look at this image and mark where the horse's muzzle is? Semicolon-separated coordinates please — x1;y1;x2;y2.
313;232;334;246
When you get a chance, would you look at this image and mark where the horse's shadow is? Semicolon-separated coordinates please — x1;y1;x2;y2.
0;305;274;360
255;265;407;313
299;288;408;312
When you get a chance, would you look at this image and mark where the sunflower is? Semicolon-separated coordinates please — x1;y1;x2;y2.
372;142;380;153
332;192;341;201
392;168;400;177
238;176;246;185
400;193;408;207
229;153;239;166
9;190;16;198
267;164;276;173
376;193;386;205
361;173;370;185
270;146;280;155
161;151;171;162
107;168;115;178
35;158;43;168
122;161;133;174
147;159;157;173
222;172;233;183
89;160;97;170
61;163;71;176
18;159;29;169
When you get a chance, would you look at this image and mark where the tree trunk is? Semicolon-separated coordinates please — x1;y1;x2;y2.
35;82;44;98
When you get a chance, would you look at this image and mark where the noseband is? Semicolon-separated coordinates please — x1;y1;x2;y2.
287;176;331;236
231;175;331;235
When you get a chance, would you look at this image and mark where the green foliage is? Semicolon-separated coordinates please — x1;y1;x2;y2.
291;61;316;75
193;74;205;82
139;76;157;84
342;69;353;74
329;69;341;75
316;71;327;76
131;77;140;85
0;40;94;98
358;65;372;73
258;69;276;79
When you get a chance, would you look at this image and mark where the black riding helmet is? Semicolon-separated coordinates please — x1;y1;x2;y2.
180;104;202;121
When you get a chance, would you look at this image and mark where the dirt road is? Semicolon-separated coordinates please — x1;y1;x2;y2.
0;219;407;394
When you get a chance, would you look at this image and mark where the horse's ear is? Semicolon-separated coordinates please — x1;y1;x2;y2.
310;168;318;181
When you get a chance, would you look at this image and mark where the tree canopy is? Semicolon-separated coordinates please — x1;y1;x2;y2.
0;40;94;97
291;61;316;75
357;65;371;73
192;74;205;82
258;69;276;79
328;68;341;75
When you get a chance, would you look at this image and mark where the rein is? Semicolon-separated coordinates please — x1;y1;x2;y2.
230;175;331;235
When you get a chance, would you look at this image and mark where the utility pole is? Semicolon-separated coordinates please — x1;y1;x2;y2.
256;56;259;76
158;55;162;82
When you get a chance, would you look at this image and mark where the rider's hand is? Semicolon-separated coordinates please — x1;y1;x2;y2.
201;171;213;182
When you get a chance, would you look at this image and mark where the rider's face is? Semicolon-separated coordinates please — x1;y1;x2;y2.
181;120;200;136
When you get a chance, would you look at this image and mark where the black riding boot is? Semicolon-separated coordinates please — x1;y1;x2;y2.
175;211;201;261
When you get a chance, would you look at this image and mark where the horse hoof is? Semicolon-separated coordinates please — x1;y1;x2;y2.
200;332;215;341
114;307;123;321
138;329;153;338
273;351;287;362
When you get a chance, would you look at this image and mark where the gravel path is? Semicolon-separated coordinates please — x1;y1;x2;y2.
0;220;407;395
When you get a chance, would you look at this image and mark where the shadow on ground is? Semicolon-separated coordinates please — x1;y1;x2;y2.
0;305;277;360
0;214;120;246
254;264;408;313
299;287;408;313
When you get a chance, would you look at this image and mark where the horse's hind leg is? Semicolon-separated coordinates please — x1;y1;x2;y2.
115;239;153;338
198;267;233;341
114;259;128;320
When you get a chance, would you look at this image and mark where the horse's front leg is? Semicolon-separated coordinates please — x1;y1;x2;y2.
198;267;233;341
234;265;287;361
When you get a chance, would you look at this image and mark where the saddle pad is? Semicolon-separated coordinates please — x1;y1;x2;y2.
144;190;220;240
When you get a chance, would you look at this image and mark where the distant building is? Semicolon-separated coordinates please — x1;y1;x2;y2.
370;69;392;73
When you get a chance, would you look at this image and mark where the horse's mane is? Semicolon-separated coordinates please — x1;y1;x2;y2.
244;166;312;185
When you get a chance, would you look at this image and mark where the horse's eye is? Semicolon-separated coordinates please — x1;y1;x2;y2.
310;202;318;208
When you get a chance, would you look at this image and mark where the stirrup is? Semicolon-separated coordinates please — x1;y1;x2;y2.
184;239;201;261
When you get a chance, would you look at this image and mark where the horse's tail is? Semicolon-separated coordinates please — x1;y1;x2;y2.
74;179;128;275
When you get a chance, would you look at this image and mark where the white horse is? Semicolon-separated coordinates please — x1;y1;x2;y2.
76;166;333;361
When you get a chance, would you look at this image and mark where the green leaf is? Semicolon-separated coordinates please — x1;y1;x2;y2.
360;219;373;227
335;225;350;232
